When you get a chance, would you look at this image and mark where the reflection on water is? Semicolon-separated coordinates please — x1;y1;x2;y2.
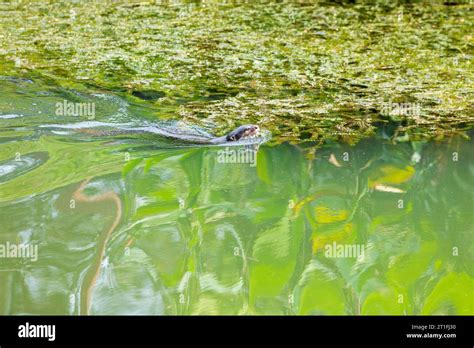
0;134;472;315
0;79;473;315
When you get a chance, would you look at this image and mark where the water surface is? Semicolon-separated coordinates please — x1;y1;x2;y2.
0;77;472;315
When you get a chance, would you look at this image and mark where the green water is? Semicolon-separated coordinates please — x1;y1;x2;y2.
0;76;472;315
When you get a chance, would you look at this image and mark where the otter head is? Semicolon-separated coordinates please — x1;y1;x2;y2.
226;124;260;142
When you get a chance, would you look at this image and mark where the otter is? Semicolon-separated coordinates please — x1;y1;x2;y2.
72;123;261;145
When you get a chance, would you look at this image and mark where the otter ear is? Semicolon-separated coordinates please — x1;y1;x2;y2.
230;136;236;141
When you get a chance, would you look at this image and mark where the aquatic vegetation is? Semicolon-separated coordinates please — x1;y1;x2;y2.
0;1;472;144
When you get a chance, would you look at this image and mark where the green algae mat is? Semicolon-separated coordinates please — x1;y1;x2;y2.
0;0;472;143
